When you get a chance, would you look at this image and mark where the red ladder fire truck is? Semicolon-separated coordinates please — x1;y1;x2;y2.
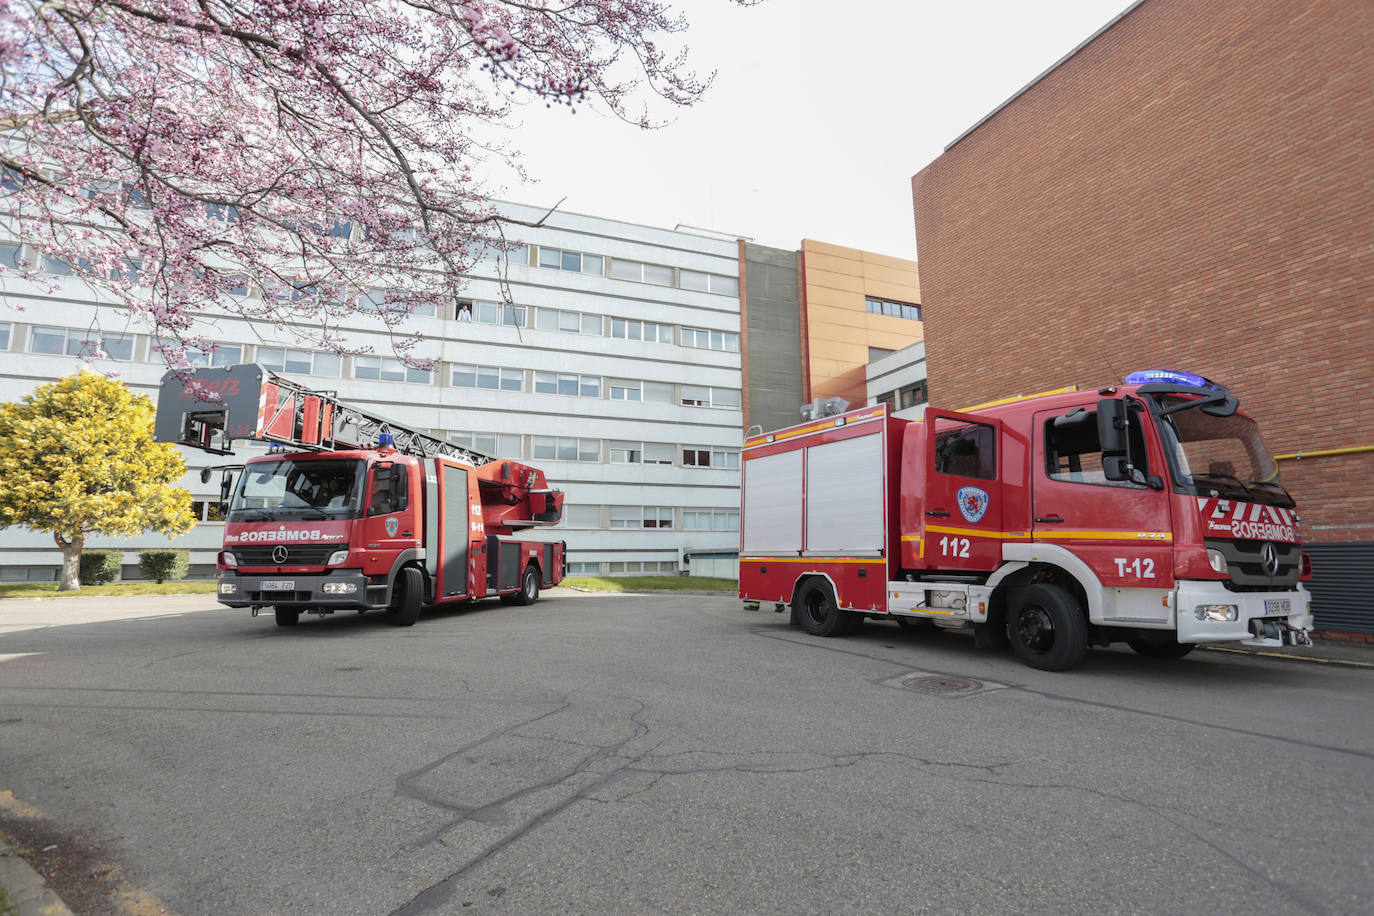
738;370;1314;670
156;363;565;627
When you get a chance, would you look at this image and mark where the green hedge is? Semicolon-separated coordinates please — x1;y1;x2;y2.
79;550;122;585
138;549;190;584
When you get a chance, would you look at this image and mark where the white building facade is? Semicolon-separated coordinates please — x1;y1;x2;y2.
0;202;744;580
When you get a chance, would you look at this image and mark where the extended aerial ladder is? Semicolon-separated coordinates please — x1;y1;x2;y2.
155;362;492;466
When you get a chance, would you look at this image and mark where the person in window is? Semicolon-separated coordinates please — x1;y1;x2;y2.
319;475;352;509
457;306;472;323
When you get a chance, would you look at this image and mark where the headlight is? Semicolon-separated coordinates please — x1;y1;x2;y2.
220;551;237;568
219;582;237;594
327;550;349;566
322;582;358;595
1206;549;1228;575
1194;604;1238;622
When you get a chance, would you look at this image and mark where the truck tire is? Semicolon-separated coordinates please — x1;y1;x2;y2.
796;581;854;637
385;567;423;627
1008;584;1087;671
1127;631;1195;659
274;606;299;627
502;565;540;606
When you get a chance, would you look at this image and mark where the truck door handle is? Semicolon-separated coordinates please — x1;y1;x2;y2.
1035;515;1065;523
925;509;951;517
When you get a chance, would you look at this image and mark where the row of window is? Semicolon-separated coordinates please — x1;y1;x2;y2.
875;381;928;412
866;296;922;322
448;431;738;468
534;245;738;297
458;300;738;351
559;505;740;531
13;326;742;410
566;561;679;576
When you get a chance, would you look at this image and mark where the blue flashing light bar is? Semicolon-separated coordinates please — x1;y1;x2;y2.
1125;369;1220;390
377;432;395;449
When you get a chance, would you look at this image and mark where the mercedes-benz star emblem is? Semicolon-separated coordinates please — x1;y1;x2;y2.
272;545;289;565
1260;542;1280;577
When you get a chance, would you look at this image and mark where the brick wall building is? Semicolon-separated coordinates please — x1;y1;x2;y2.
911;0;1372;631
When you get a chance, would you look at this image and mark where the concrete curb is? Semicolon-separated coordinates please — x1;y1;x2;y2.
0;839;72;916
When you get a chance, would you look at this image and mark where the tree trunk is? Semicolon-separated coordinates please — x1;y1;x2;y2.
55;531;83;592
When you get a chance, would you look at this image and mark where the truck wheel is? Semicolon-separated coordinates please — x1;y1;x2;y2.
1127;632;1195;659
385;567;423;627
797;581;854;637
1008;584;1086;671
274;606;299;627
503;566;540;606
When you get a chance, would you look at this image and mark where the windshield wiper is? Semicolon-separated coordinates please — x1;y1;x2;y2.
233;510;272;521
1249;479;1296;506
1190;472;1252;496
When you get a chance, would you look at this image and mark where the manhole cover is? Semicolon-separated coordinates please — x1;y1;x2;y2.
901;675;983;694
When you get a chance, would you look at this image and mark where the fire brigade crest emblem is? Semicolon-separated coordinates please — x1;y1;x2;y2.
956;486;989;524
385;517;399;537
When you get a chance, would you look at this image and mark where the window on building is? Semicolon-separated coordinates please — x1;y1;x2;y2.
562;505;602;528
680;385;740;409
610;259;674;286
643;382;674;404
41;253;74;276
256;347;341;377
876;391;896;410
533;371;601;397
448;431;521;457
355;355;432;384
614;441;673;464
680;270;740;296
682;447;741;470
532;436;601;462
360;289;437;318
681;327;740;352
190;500;227;522
683;509;740;531
537;246;604;275
609;379;642;401
0;322;10;350
610;506;674;529
154;340;242;368
535;308;603;335
899;382;926;409
610;318;673;343
0;241;25;269
566;561;600;575
30;325;134;360
452;364;523;391
465;300;526;327
474;241;528;264
866;296;921;321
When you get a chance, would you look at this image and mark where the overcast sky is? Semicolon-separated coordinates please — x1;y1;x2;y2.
478;0;1143;258
478;0;1139;260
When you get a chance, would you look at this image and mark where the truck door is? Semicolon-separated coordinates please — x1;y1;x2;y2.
924;409;1003;571
363;459;415;560
1032;404;1174;588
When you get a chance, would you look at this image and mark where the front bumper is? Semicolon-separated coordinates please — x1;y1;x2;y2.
1175;580;1313;647
217;569;386;610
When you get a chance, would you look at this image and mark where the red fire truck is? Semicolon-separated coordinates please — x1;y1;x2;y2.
156;363;565;627
738;370;1313;670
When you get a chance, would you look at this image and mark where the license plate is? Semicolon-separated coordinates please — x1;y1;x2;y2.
260;580;295;591
1265;598;1291;616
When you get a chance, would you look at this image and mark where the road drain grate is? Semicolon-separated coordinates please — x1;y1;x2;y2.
902;675;984;694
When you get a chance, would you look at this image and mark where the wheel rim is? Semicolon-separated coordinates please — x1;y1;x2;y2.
803;591;828;627
525;573;536;599
1016;606;1056;654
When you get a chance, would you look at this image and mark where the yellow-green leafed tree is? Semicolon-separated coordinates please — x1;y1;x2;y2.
0;371;195;590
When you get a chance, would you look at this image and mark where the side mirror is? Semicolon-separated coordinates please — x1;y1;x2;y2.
1097;398;1127;454
1103;454;1130;482
200;467;213;484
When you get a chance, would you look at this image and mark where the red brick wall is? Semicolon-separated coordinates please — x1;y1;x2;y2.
911;0;1373;540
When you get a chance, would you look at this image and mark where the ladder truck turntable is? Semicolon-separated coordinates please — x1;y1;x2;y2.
156;363;566;627
738;370;1314;671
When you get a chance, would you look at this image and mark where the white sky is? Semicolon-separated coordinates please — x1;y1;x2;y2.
480;0;1139;260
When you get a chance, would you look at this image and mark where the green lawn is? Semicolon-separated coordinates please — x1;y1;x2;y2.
0;581;219;600
560;575;738;593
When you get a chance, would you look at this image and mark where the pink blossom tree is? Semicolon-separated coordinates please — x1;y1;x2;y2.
0;0;750;366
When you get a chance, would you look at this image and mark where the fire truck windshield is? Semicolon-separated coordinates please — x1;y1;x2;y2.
228;458;366;520
1152;397;1293;507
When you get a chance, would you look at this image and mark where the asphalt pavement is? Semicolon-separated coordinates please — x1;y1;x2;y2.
1;591;1371;915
